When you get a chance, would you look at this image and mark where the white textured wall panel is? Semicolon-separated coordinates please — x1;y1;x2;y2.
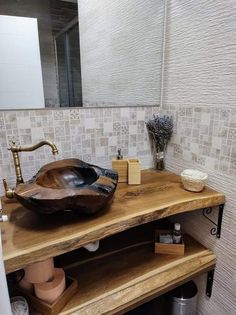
163;0;236;106
163;1;236;314
78;0;164;106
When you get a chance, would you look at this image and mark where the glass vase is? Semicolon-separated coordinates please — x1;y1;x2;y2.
155;151;165;171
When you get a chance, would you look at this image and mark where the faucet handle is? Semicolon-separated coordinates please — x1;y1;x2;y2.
9;137;17;146
3;179;15;199
8;139;19;152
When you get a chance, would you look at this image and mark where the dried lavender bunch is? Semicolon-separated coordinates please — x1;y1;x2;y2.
146;115;173;152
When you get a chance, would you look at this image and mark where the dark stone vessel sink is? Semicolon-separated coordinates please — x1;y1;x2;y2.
14;159;118;215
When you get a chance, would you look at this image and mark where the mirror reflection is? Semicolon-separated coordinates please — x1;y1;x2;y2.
0;0;165;109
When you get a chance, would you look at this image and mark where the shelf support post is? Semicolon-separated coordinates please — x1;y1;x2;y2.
202;204;224;238
206;269;215;297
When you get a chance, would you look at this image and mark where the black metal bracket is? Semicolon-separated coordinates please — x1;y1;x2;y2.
206;269;215;297
202;204;224;238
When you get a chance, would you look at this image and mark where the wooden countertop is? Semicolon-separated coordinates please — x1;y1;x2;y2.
0;170;224;273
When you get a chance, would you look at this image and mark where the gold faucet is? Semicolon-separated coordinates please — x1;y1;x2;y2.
3;140;58;198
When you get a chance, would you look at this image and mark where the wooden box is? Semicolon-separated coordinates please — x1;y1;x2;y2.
15;276;78;315
155;230;185;255
112;159;128;183
128;159;141;185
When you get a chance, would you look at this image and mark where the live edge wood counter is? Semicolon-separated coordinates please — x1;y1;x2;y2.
1;170;225;274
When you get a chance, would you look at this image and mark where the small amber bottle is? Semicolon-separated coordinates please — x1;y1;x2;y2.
173;223;182;244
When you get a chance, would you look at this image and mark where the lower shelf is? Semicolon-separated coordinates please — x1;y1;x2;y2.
59;236;216;315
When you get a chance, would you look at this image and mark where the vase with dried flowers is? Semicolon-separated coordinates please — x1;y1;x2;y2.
146;115;173;170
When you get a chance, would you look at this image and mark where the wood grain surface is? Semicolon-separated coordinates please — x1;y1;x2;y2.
59;235;216;315
14;158;118;215
0;170;224;273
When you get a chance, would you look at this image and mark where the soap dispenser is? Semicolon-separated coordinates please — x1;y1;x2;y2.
112;149;128;183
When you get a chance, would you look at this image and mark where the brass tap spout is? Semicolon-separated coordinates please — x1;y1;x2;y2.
10;140;59;155
3;140;58;198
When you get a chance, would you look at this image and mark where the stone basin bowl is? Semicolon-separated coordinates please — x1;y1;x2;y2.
14;158;118;215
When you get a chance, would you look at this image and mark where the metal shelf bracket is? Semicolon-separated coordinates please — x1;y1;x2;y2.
206;269;215;297
202;204;224;238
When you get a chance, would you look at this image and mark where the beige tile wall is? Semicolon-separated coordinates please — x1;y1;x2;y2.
164;104;236;177
0;106;158;195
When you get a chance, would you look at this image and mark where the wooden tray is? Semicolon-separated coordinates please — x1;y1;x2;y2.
155;230;185;255
15;276;78;315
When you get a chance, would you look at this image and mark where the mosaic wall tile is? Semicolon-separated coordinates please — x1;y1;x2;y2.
163;104;236;178
0;106;158;195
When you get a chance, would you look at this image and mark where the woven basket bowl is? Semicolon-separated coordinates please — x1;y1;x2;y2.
181;169;208;192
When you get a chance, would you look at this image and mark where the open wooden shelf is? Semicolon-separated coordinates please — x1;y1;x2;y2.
1;170;224;273
57;236;216;315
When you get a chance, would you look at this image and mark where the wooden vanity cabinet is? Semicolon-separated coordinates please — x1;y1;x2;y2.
1;170;225;314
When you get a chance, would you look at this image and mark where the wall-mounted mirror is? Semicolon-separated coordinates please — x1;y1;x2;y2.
0;0;165;109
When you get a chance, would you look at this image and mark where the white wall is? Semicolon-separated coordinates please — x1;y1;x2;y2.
0;15;45;109
162;1;236;314
78;0;164;107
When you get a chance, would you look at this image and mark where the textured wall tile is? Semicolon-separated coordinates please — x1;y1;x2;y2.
79;0;164;107
163;0;236;107
163;1;236;314
0;106;158;195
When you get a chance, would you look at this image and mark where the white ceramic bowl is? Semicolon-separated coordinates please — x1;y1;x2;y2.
181;169;208;192
11;296;29;315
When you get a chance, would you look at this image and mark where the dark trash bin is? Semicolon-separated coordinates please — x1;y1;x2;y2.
167;281;198;315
